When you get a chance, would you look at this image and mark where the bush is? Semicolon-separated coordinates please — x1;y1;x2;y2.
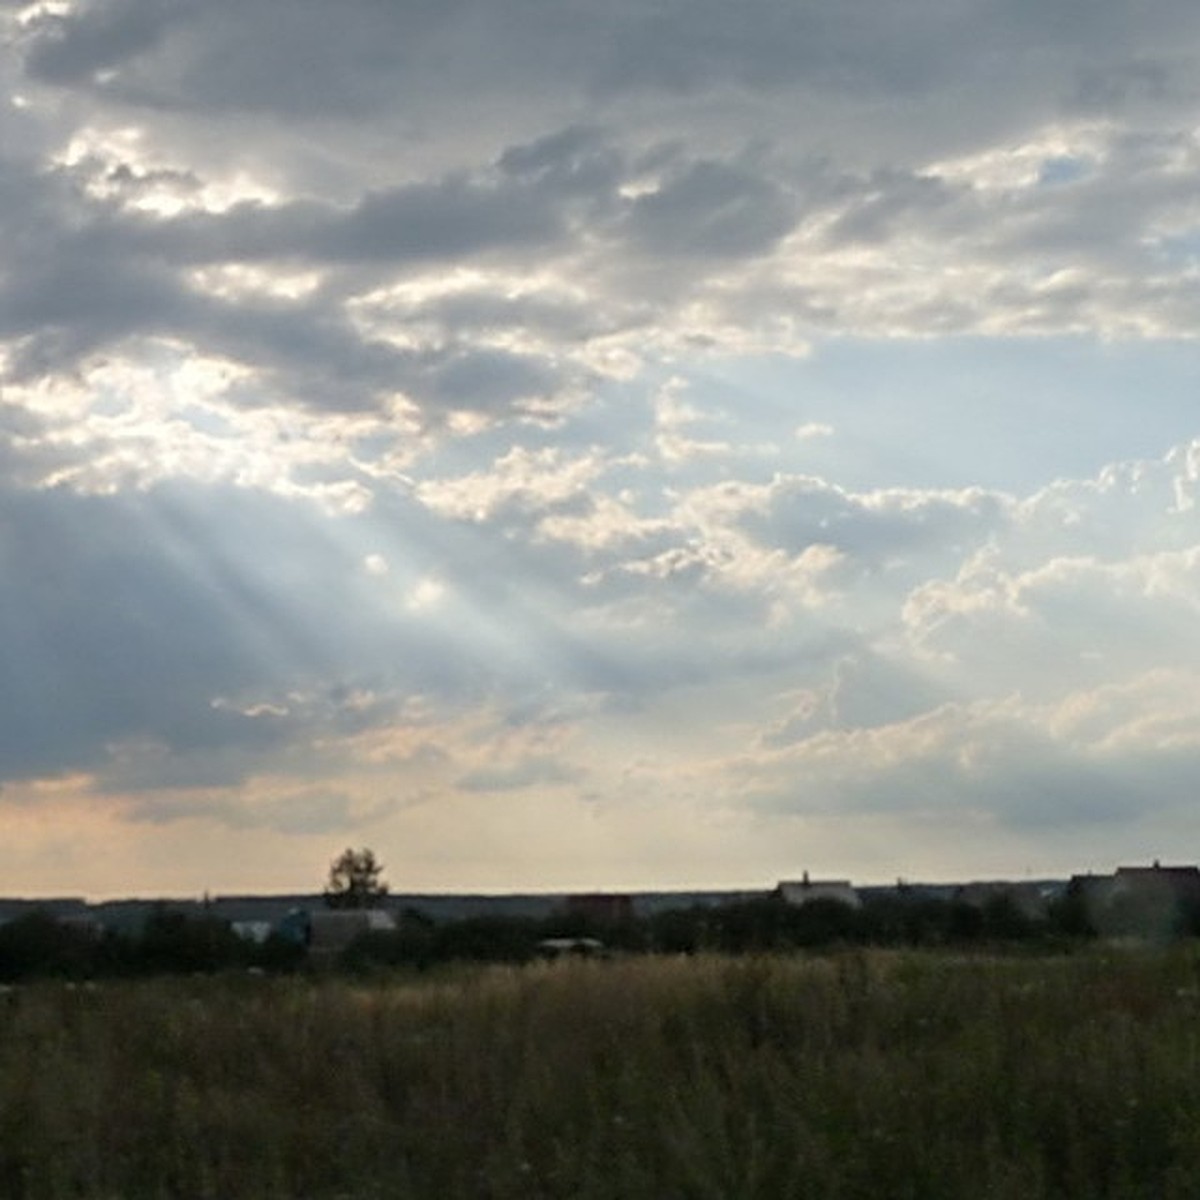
0;912;102;981
133;906;249;975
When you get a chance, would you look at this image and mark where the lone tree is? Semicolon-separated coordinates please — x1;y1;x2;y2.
324;847;389;909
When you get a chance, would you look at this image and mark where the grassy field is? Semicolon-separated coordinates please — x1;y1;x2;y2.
2;948;1200;1198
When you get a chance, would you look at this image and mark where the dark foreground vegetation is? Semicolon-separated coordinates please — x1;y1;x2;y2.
0;906;305;983
2;948;1200;1198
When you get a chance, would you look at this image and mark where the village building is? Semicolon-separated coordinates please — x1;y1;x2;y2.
536;937;607;959
1069;862;1200;938
274;907;397;963
775;873;862;909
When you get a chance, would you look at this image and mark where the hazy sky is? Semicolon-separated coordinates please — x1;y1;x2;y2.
3;0;1200;898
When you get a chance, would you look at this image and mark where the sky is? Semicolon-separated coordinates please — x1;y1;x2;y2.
3;0;1200;898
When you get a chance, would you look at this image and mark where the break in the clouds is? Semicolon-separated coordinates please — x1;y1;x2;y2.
2;0;1200;896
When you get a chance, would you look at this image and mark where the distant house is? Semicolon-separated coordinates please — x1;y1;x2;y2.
537;937;606;959
231;920;274;945
776;873;861;910
1070;862;1200;938
1113;863;1200;896
278;907;397;961
310;908;395;948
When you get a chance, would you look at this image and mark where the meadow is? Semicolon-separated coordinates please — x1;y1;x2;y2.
2;948;1200;1199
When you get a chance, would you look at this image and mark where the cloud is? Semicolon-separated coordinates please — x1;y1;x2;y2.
7;0;1200;449
3;0;1200;890
726;684;1200;835
901;446;1200;692
415;446;608;524
624;157;798;260
796;422;833;441
121;783;384;837
457;756;583;794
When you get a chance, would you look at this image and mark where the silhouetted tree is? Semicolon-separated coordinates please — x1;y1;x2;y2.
0;911;102;981
324;847;389;909
135;906;246;974
1047;884;1096;939
647;905;710;954
979;893;1039;941
434;916;539;964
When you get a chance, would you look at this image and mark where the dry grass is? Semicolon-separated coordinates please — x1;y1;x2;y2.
2;948;1200;1198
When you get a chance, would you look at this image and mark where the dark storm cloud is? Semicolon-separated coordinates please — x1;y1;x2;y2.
624;159;798;259
0;120;633;415
420;348;566;415
27;0;1200;120
824;168;965;247
23;0;173;85
24;0;477;116
0;158;189;378
321;179;562;262
6;0;1200;429
0;152;586;412
156;171;573;267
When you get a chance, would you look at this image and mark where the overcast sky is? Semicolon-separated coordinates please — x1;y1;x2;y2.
3;0;1200;898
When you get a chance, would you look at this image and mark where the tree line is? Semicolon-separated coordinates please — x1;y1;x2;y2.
2;883;1198;983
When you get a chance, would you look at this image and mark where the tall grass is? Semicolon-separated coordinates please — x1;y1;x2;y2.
2;949;1200;1198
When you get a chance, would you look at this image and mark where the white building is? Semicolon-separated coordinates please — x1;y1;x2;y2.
776;873;861;910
